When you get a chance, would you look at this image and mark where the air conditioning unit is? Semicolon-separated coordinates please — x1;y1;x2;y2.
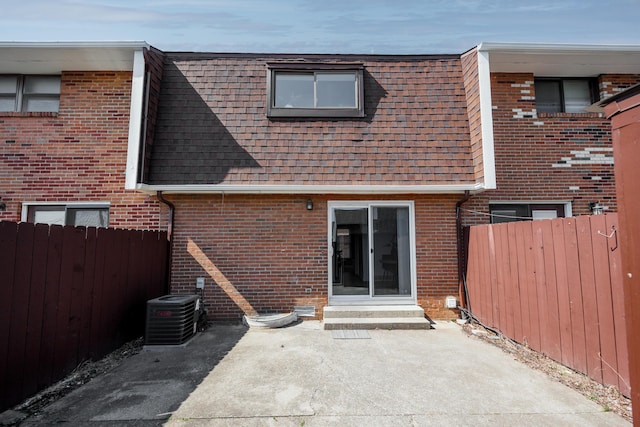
145;295;199;346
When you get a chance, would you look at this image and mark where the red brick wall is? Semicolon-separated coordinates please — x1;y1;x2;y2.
167;193;461;320
464;72;640;224
0;71;161;229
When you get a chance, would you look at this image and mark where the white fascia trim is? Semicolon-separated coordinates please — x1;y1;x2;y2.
477;49;497;190
0;41;150;49
135;183;486;195
477;42;640;54
125;49;146;190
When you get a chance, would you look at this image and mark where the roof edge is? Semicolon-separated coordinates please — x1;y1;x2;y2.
163;51;460;61
135;183;486;195
477;41;640;53
0;41;150;49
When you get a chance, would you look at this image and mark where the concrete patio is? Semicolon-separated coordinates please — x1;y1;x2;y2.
19;321;628;426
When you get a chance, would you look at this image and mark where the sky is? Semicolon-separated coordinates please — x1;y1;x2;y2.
1;0;639;54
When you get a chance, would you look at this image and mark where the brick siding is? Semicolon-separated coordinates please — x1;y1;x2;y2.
166;193;461;320
463;72;640;225
0;71;161;229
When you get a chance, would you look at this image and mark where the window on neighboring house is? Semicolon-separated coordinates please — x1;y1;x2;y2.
489;203;568;224
0;75;61;113
534;78;598;113
267;64;364;118
24;203;110;227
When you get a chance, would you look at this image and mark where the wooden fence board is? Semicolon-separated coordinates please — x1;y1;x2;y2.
564;218;588;375
607;214;630;396
465;214;629;396
523;222;541;352
22;224;50;398
478;227;491;325
0;222;18;409
52;227;72;380
532;221;550;356
487;227;500;328
0;221;168;411
78;227;98;364
466;227;481;319
551;218;573;367
6;223;35;403
115;229;132;344
497;224;515;339
507;222;523;343
89;227;107;359
515;221;532;346
590;214;619;390
576;216;603;384
125;231;145;338
38;225;63;389
63;227;88;375
494;224;509;337
539;220;562;362
100;228;121;356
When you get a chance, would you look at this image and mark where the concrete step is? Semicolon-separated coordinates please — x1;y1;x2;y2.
323;317;432;330
323;305;431;330
323;305;425;319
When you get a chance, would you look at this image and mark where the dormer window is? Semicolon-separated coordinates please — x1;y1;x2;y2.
267;63;364;118
0;75;61;113
534;78;598;113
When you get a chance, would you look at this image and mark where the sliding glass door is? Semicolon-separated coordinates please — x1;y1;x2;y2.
329;202;415;304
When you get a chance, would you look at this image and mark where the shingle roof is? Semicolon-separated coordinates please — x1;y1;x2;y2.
147;53;475;186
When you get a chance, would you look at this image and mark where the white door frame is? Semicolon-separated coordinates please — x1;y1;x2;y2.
327;200;417;305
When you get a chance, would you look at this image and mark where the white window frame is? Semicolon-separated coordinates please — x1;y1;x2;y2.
327;200;417;305
488;200;572;223
0;75;61;113
21;201;110;227
267;64;365;118
534;77;598;114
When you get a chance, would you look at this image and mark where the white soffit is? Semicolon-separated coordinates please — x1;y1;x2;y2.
0;41;149;73
478;42;640;77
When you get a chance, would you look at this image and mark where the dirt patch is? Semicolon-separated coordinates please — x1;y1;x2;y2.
1;338;143;426
462;321;632;422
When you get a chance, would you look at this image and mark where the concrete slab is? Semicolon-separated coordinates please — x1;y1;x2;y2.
166;321;628;426
19;321;629;426
21;323;248;426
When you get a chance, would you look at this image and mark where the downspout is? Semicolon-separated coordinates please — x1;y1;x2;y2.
157;191;174;295
456;190;471;314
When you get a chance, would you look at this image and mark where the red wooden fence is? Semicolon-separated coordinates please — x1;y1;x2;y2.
0;221;168;411
465;214;629;396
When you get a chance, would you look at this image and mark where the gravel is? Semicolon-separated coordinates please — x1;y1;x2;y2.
462;321;632;422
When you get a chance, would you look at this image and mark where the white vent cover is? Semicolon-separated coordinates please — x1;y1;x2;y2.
445;296;458;309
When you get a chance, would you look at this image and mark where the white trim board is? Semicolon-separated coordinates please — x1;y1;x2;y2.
135;183;486;195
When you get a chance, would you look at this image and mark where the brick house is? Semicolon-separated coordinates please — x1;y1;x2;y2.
130;44;640;323
461;43;640;226
134;52;486;323
0;42;164;229
4;42;640;324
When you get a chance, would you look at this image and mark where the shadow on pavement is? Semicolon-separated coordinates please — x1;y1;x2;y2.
20;323;248;426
